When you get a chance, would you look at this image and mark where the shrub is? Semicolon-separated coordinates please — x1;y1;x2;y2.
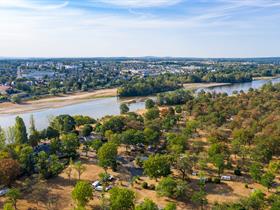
149;184;156;190
142;182;148;189
213;177;221;184
234;168;242;176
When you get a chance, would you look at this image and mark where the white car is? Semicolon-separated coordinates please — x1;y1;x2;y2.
221;175;231;181
92;181;100;188
95;186;103;191
0;188;9;196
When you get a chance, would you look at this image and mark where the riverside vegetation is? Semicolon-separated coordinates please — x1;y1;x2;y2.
0;82;280;209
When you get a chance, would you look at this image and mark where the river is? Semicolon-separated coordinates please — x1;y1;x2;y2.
0;77;279;130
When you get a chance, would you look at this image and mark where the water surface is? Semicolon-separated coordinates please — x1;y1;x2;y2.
0;77;279;130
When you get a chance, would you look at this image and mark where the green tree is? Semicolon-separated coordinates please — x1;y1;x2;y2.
120;103;129;114
60;133;80;158
145;99;155;109
135;198;159;210
3;203;15;210
81;124;93;137
249;162;263;182
212;154;225;176
144;128;160;145
97;142;118;172
260;172;275;191
156;177;188;199
174;154;193;180
6;188;21;210
50;115;76;133
14;116;28;144
74;161;86;180
18;145;34;174
163;202;176;210
144;108;160;121
0;126;5;150
191;190;208;210
72;181;93;208
89;139;103;152
109;187;135;210
143;154;171;180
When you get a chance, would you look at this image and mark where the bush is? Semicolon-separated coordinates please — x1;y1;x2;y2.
234;168;242;176
245;184;249;188
142;182;148;189
213;177;221;184
149;184;155;190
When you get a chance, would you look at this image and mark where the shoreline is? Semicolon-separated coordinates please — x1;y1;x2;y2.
183;82;231;90
0;88;118;115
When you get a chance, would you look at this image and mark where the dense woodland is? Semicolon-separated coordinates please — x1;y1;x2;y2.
0;82;280;209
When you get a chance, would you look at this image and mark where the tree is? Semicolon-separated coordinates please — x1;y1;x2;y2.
72;181;93;208
156;177;188;199
6;188;21;210
260;172;275;191
135;198;159;210
109;187;135;210
35;152;63;179
0;126;5;150
0;158;20;186
212;154;225;176
249;162;263;182
163;202;176;210
14;116;28;144
144;108;160;121
102;116;125;133
143;154;171;180
144;128;160;145
89;139;103;152
74;161;86;180
3;203;15;210
11;95;21;104
60;133;80;158
80;124;92;137
191;190;208;210
65;158;74;183
120;103;129;114
145;99;155;109
50;115;76;133
29;114;36;135
18;145;34;174
174;154;193;180
97;142;118;172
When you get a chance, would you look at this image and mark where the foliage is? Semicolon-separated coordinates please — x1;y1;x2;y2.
143;154;171;179
120;103;130;114
80;124;93;137
50;115;76;133
135;198;159;210
97;142;118;171
0;158;20;186
145;99;155;109
72;181;93;207
14;116;28;144
109;187;135;210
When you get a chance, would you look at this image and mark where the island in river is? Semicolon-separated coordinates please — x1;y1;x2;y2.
0;83;228;115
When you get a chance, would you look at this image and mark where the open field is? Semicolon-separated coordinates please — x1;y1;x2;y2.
0;88;117;115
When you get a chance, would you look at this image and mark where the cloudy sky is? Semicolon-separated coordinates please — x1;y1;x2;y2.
0;0;280;57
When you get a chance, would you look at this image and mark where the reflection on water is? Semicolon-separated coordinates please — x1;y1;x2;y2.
0;77;279;130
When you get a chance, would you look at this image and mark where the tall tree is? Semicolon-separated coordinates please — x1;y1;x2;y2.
0;126;5;149
15;116;28;144
97;143;118;172
72;181;93;208
109;187;135;210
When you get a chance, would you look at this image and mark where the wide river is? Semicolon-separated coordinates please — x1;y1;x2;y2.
0;77;280;130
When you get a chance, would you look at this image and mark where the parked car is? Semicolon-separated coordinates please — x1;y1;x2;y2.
0;188;9;196
221;175;231;181
92;181;100;188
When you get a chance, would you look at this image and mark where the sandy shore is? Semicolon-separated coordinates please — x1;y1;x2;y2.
0;88;117;115
183;82;230;90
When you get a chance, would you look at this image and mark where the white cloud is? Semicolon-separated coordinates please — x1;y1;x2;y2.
94;0;182;8
0;0;69;10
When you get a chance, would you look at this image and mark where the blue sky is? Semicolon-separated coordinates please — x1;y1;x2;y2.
0;0;280;57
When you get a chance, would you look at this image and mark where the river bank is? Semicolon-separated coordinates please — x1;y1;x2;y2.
0;88;117;115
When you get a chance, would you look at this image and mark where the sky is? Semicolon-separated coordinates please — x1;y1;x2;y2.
0;0;280;58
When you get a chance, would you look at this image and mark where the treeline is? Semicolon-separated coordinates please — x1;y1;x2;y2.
117;76;181;97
